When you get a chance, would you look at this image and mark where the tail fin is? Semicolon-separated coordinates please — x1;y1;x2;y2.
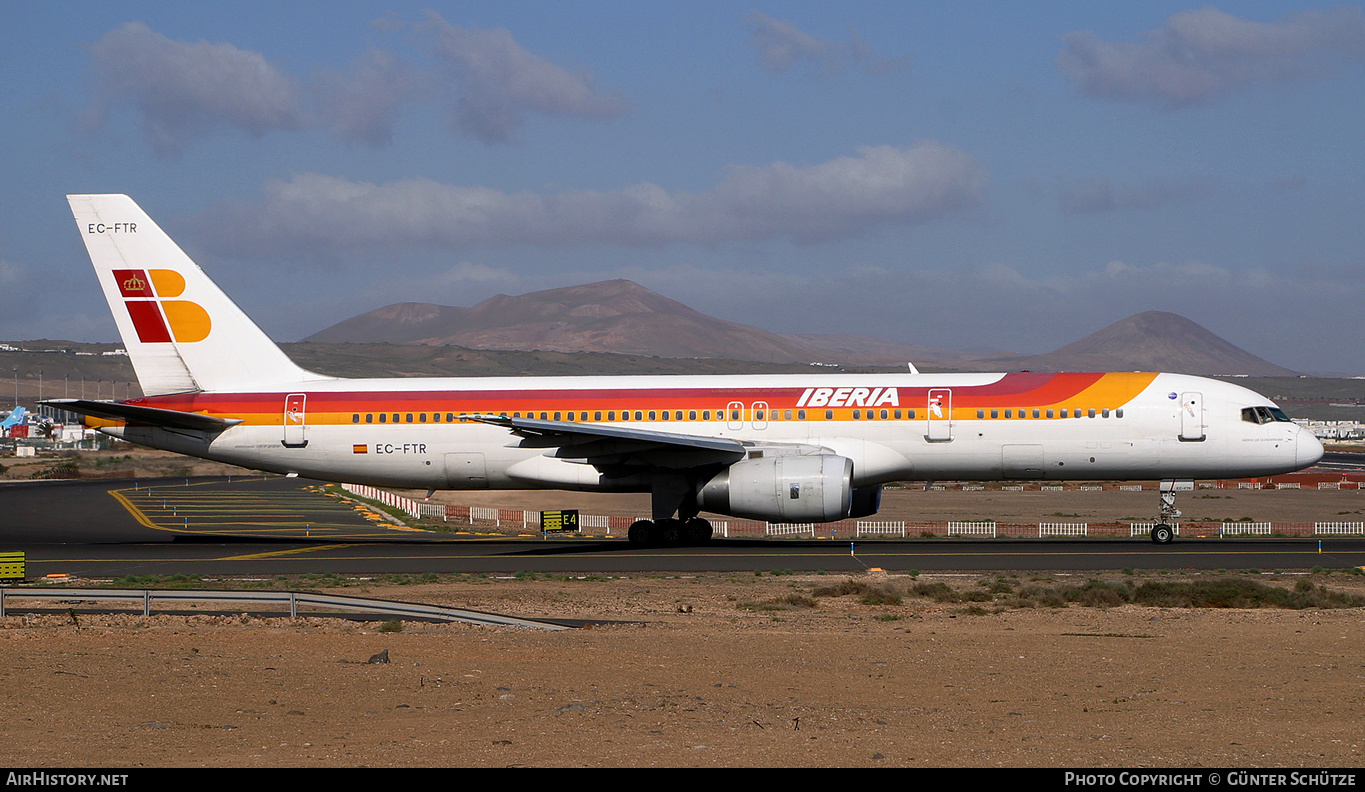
67;195;329;396
1;406;25;430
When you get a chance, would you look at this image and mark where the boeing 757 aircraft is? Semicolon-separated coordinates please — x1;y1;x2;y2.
46;195;1323;545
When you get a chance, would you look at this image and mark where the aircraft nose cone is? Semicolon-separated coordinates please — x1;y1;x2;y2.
1296;428;1324;469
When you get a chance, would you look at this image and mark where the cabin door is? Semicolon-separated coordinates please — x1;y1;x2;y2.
726;401;744;431
282;393;308;448
926;388;952;441
751;401;769;430
1179;392;1205;441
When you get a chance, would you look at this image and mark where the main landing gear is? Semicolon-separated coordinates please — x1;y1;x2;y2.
626;517;714;547
1150;479;1191;545
626;472;715;546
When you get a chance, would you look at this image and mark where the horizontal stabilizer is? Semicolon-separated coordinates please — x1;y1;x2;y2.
41;399;242;433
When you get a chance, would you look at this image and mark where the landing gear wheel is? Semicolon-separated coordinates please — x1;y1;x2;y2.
1150;524;1175;545
659;519;684;546
627;519;656;546
684;517;713;544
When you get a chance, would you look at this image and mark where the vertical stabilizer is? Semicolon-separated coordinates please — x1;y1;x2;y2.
67;195;328;395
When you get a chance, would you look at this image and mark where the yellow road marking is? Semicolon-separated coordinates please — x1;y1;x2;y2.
221;544;361;560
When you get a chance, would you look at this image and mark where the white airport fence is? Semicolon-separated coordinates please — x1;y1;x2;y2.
1039;522;1087;537
766;522;816;538
579;514;613;531
469;506;500;524
947;521;996;537
1318;482;1341;490
1119;485;1144;492
856;521;907;538
1314;521;1365;535
1222;522;1273;536
1276;482;1300;490
341;483;429;520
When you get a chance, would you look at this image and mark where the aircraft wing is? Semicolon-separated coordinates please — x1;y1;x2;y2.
40;399;242;433
463;414;749;469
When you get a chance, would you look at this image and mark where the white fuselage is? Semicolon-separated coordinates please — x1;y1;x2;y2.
102;371;1322;494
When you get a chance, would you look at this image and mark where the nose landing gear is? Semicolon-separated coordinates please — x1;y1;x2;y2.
1150;479;1191;544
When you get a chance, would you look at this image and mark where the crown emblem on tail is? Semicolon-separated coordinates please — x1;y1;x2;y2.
122;273;145;292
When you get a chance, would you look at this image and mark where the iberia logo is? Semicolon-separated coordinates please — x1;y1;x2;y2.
113;269;211;343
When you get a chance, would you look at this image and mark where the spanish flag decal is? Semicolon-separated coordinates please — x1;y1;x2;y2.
353;444;368;454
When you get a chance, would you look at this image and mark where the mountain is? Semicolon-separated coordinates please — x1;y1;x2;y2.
307;282;1297;375
962;311;1298;376
308;280;846;364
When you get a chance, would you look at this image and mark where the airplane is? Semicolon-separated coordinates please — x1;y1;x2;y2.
1;405;26;435
45;194;1324;546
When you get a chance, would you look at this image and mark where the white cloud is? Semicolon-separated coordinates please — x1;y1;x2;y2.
312;49;420;147
421;11;629;142
196;142;986;255
87;22;306;155
85;18;629;152
745;12;909;77
1057;6;1365;106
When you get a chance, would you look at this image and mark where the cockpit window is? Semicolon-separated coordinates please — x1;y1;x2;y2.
1242;406;1290;424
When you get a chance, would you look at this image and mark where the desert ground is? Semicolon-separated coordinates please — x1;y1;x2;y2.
1;571;1363;768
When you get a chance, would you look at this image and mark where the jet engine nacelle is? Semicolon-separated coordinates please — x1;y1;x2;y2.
699;454;858;522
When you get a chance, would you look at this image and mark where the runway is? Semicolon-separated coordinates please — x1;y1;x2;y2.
2;476;1363;578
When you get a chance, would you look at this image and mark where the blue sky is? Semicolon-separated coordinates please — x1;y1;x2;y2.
2;2;1363;373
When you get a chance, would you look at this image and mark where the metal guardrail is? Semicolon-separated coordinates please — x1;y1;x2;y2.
0;588;569;630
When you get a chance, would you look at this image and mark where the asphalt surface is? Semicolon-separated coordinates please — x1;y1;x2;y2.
1;476;1363;579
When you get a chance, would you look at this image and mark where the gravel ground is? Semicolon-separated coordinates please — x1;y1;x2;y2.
1;572;1362;768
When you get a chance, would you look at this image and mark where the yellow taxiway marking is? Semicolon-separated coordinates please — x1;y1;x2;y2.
220;544;361;560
